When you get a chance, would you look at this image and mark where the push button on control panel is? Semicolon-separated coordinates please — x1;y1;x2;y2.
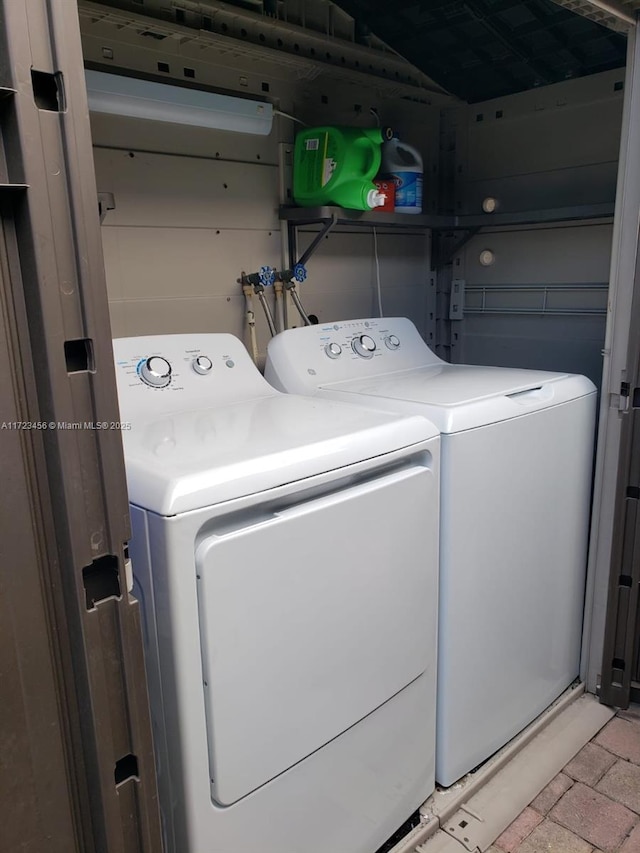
352;334;377;359
193;355;213;375
324;343;342;359
384;335;400;350
139;356;172;388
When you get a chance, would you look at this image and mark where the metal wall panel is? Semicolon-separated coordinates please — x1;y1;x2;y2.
94;148;281;230
289;230;431;326
444;71;622;383
454;222;611;385
460;314;608;389
103;228;281;298
451;68;623;216
458;224;614;283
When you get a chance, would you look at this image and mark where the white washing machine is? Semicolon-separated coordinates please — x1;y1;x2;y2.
265;317;597;787
112;332;440;853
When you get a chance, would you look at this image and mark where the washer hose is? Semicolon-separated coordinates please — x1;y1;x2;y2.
256;288;277;337
290;286;312;326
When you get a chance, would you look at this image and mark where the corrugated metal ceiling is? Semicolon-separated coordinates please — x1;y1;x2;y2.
333;0;627;102
549;1;638;33
86;1;630;103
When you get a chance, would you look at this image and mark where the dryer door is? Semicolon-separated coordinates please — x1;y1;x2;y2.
195;460;438;806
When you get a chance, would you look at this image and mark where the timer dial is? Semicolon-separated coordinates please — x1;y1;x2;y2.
139;356;172;388
352;334;377;359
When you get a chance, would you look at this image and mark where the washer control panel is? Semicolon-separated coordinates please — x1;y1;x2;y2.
265;317;443;395
313;322;412;364
114;333;275;419
312;321;398;364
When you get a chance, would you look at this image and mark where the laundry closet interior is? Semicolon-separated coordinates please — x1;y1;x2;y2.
15;2;635;852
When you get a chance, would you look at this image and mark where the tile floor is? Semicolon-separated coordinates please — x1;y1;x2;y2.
488;706;640;853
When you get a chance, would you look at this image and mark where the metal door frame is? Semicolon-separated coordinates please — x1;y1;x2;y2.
0;2;162;851
598;233;640;707
582;12;640;707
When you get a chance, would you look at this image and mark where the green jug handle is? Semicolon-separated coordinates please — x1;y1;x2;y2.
359;138;380;176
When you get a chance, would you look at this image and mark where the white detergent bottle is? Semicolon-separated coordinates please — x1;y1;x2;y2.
381;137;423;214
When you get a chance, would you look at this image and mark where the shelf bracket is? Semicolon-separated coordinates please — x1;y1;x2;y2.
296;213;338;267
433;227;480;269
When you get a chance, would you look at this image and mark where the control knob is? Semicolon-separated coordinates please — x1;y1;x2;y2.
139;356;172;388
193;355;213;375
352;334;377;359
385;335;400;350
324;343;342;359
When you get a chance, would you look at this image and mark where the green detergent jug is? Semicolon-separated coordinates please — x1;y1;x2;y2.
293;126;393;211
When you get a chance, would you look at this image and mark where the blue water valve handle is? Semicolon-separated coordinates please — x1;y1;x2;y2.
258;265;275;287
293;263;307;283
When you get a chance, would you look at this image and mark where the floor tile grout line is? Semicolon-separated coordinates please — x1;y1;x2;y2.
498;711;640;853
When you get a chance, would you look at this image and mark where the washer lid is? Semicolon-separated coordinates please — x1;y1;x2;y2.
122;393;437;514
322;364;596;433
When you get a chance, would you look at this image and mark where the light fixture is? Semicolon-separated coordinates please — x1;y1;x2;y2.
482;196;499;213
479;249;495;266
84;70;273;136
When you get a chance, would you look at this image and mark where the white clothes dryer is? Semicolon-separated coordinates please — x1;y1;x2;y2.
265;317;596;787
113;332;440;853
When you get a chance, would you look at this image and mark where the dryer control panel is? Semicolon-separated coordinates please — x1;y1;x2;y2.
113;333;276;419
265;317;444;395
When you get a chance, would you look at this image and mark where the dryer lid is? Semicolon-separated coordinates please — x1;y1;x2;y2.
122;393;437;514
322;364;596;433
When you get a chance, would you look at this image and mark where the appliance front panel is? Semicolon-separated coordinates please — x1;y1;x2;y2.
195;461;439;805
436;393;595;785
